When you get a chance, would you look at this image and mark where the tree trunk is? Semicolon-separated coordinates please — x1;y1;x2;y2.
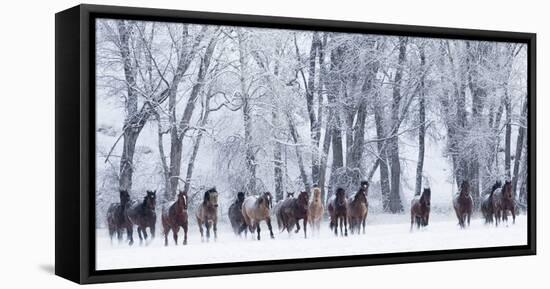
167;31;217;199
504;87;512;179
512;97;528;196
388;37;407;213
287;113;311;193
414;45;426;196
238;30;257;194
374;100;391;211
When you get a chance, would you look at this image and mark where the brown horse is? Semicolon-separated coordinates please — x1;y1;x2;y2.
481;181;501;224
228;192;246;236
106;190;132;244
242;192;275;240
348;181;369;234
492;180;516;226
308;187;324;235
161;191;188;246
195;188;219;242
328;188;348;236
276;191;309;238
127;190;157;245
453;181;473;228
410;188;431;231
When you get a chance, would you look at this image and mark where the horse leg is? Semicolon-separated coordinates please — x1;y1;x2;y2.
197;219;204;242
410;214;414;232
127;226;134;246
142;227;148;241
303;217;307;239
205;221;211;242
467;213;471;227
164;227;169;246
150;223;155;239
256;222;261;241
344;216;348;237
213;220;218;241
137;227;144;245
362;216;366;234
266;217;275;239
295;220;301;234
183;223;188;245
512;208;516;224
172;226;179;245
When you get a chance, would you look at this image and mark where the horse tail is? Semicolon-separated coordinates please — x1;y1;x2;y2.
276;209;284;232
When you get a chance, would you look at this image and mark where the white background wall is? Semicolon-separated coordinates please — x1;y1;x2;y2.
0;0;546;287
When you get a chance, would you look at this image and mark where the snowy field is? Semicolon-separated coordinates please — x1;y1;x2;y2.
96;214;527;270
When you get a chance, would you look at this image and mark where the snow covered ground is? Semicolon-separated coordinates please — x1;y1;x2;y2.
96;214;527;270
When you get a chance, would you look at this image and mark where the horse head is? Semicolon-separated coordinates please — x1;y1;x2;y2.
312;187;322;202
204;188;219;208
237;191;245;203
298;191;309;209
145;190;157;210
177;190;188;210
492;180;502;194
335;188;346;206
421;188;431;208
360;181;369;195
503;180;513;200
119;190;130;205
286;192;295;199
259;192;273;209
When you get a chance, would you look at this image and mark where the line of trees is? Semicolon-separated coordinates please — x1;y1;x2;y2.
96;20;528;214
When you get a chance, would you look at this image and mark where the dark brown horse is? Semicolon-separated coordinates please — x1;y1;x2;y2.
161;191;188;246
410;188;431;231
242;192;275;240
348;181;369;234
127;190;157;245
228;192;246;236
328;188;348;236
453;181;473;228
492;180;516;226
106;190;132;244
276;191;309;238
481;181;501;224
196;188;219;242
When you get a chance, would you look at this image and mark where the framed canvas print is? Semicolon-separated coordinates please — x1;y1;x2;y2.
55;4;536;284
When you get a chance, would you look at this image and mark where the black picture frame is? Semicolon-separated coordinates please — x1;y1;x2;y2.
55;4;536;284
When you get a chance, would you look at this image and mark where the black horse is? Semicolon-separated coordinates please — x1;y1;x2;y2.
481;180;502;224
127;190;157;245
228;192;246;236
106;190;132;244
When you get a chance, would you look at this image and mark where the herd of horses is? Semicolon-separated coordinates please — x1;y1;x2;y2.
106;179;519;246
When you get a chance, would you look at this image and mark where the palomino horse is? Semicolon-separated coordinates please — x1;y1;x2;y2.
410;188;431;231
481;181;501;224
328;188;348;236
453;181;473;228
161;190;188;246
228;192;246;236
127;190;157;245
106;190;132;244
492;180;516;226
308;187;324;235
242;192;275;240
196;188;219;242
276;191;309;238
348;181;369;234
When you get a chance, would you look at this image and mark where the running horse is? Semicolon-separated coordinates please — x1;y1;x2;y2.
410;188;431;231
348;181;369;234
453;181;473;228
127;190;157;245
161;190;188;246
196;188;219;242
328;188;348;236
276;191;309;238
